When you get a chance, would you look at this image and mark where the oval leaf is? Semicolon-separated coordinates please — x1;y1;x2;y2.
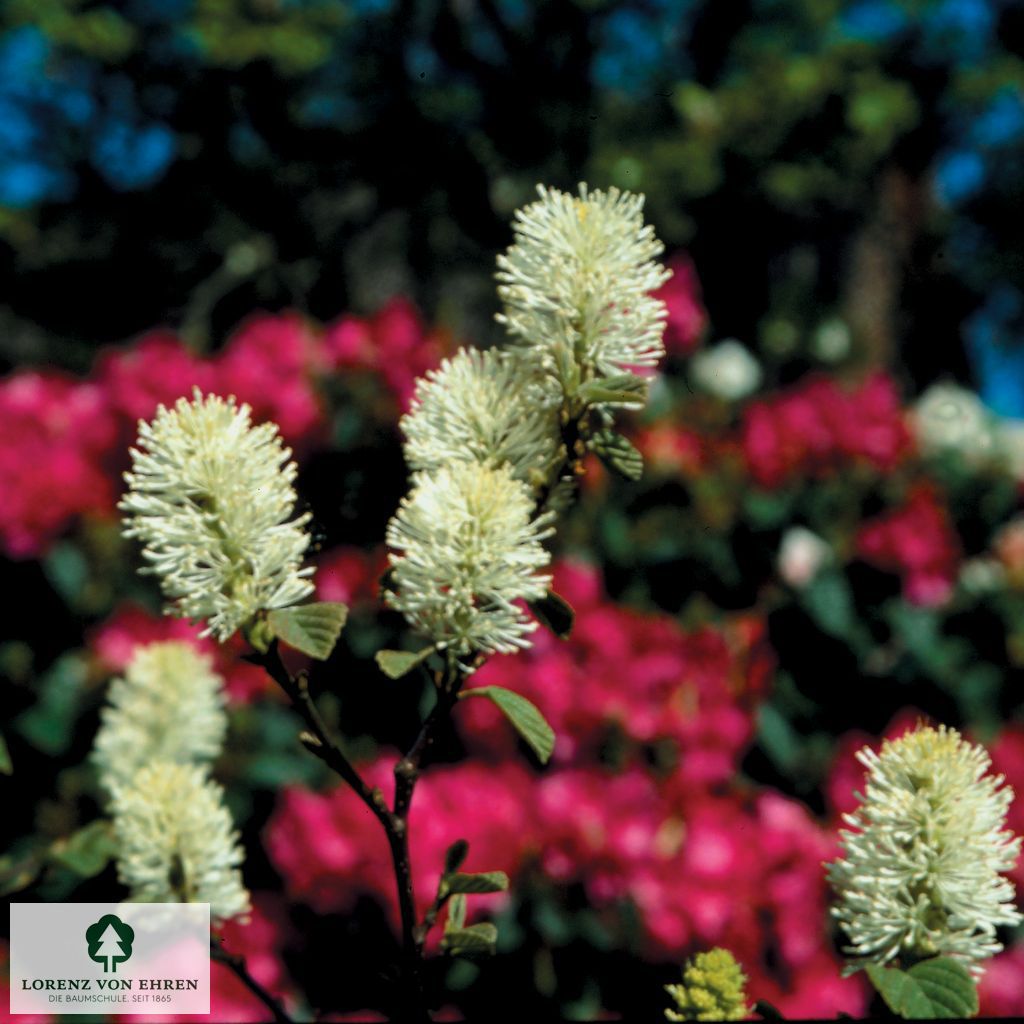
375;646;434;680
460;686;555;764
268;602;348;660
445;871;509;895
866;959;977;1020
589;429;644;481
442;923;498;958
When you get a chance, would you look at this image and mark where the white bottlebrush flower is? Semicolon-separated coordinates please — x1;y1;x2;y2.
401;346;560;487
690;339;762;401
827;724;1022;974
93;641;227;797
112;761;250;923
912;382;997;462
777;526;831;588
385;461;553;658
496;183;670;395
119;389;315;641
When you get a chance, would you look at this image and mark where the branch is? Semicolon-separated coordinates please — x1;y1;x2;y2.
210;937;292;1024
250;643;391;827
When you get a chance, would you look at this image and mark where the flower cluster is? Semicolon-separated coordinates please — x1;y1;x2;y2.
742;372;911;488
496;184;670;397
92;640;227;794
827;724;1022;973
120;389;315;641
664;948;750;1022
92;641;249;923
386;462;554;657
856;484;961;607
112;761;249;922
400;346;559;486
0;372;117;557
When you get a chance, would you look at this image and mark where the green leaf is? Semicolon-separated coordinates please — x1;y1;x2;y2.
375;646;434;680
447;893;467;931
0;732;11;775
13;654;88;757
444;839;470;875
588;429;644;481
267;602;348;660
460;686;555;764
753;1000;785;1020
801;571;854;640
866;959;978;1019
442;923;498;958
578;375;648;407
50;821;117;879
444;871;509;896
528;591;575;639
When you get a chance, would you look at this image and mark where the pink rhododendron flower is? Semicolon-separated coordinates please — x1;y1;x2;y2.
95;331;215;426
653;253;707;356
216;313;328;450
324;298;447;409
742;373;911;488
978;942;1024;1016
0;372;118;557
315;546;387;608
856;485;961;606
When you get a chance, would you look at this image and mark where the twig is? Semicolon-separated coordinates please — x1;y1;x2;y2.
210;937;292;1024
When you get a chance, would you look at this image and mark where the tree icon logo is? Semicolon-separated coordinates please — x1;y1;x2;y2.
86;914;135;973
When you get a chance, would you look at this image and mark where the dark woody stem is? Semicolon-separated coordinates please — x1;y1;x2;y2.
252;403;587;1021
251;640;437;1023
210;936;292;1024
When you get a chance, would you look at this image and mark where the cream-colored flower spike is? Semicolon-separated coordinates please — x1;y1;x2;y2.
385;460;554;659
827;724;1022;975
119;389;315;641
93;641;227;796
496;183;670;395
112;761;250;923
400;346;560;489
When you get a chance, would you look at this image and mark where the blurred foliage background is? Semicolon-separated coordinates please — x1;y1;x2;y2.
4;1;1024;1021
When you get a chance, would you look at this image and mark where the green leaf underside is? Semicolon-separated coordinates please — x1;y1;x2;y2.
444;871;509;895
442;922;498;957
459;686;555;764
866;959;978;1020
446;893;467;931
588;429;644;481
268;602;348;660
0;733;11;775
528;591;575;639
375;646;434;679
